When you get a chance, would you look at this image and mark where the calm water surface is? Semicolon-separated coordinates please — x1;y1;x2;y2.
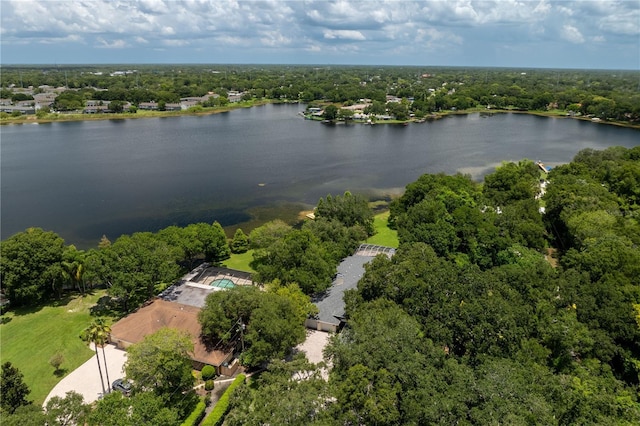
1;104;638;247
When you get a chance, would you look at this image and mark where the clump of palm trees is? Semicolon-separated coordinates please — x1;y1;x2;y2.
80;318;111;396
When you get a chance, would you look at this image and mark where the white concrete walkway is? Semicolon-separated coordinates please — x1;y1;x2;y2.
44;343;127;406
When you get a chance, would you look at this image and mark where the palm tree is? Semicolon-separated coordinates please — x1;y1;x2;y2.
62;258;87;294
74;262;86;294
93;318;112;389
81;319;111;396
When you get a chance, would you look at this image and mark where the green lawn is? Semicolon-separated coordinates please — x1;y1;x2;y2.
222;250;256;273
366;211;399;248
222;213;399;272
0;291;108;404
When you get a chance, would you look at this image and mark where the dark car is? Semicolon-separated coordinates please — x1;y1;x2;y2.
112;378;132;396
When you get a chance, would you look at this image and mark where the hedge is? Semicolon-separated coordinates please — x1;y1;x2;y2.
180;396;207;426
201;374;246;426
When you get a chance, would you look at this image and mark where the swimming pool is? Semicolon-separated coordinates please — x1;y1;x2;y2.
210;278;236;289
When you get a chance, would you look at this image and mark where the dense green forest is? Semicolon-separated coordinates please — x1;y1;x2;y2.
0;222;230;313
1;65;639;124
225;147;640;425
2;147;639;424
0;191;372;313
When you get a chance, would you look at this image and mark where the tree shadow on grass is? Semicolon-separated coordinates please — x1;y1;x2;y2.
89;295;122;318
49;295;76;308
8;290;99;317
53;368;68;378
7;303;48;317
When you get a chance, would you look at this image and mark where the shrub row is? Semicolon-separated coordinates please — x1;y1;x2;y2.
201;374;246;426
180;396;207;426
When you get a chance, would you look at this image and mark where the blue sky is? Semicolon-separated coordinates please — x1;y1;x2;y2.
1;0;639;69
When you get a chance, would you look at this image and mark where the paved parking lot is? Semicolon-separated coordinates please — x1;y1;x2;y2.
43;343;128;406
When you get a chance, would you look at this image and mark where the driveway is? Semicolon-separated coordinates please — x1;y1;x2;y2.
296;330;331;380
296;330;329;365
44;343;127;406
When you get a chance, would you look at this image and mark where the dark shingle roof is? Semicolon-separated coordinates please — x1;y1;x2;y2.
312;255;372;325
312;245;396;326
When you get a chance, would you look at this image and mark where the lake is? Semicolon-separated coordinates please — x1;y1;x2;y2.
1;104;638;248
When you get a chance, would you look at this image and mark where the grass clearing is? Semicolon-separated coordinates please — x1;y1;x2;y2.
366;211;399;248
222;250;255;273
223;212;399;272
0;291;108;404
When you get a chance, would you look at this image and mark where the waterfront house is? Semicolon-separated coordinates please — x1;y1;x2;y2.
138;101;159;110
227;91;244;103
110;299;239;375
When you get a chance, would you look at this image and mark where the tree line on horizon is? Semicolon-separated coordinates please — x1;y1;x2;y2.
1;65;639;124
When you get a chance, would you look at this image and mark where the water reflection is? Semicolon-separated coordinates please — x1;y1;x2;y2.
1;105;638;247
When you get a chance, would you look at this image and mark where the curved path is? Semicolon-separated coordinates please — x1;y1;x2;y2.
44;334;327;407
43;343;128;406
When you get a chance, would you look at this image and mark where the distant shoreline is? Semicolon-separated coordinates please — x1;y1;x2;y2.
0;99;277;126
438;109;640;130
303;108;640;129
2;102;639;130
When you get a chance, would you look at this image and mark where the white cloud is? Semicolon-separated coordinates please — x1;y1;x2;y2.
38;34;83;45
214;35;246;46
417;27;461;44
0;0;637;68
138;0;170;14
414;0;552;26
556;5;574;16
453;1;480;22
561;25;585;44
323;29;366;41
259;30;292;47
598;10;640;36
163;39;190;47
533;1;551;15
96;38;128;49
